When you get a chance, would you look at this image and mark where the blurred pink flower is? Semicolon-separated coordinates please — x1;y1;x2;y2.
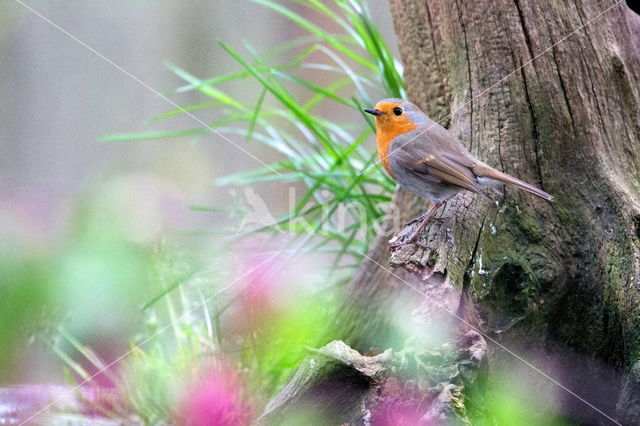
369;377;437;426
232;239;320;318
371;400;429;426
178;369;252;426
242;256;285;315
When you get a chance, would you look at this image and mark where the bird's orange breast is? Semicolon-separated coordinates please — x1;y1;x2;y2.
376;120;418;178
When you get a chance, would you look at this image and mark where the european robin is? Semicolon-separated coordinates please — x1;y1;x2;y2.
364;98;553;248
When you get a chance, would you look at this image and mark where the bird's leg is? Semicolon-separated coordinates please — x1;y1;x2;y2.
404;210;447;227
391;201;445;249
407;201;444;245
403;210;429;227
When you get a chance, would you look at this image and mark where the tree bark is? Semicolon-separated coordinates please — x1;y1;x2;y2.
260;1;640;424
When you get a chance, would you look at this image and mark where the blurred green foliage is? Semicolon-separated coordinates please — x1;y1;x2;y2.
484;377;572;425
0;179;160;383
0;255;51;382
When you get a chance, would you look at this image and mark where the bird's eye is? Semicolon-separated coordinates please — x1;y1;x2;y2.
393;107;403;116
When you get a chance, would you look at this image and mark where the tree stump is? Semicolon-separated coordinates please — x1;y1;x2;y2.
260;1;640;423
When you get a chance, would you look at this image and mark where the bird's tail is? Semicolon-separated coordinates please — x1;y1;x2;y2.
474;164;554;202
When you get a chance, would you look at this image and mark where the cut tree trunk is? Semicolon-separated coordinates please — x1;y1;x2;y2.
259;1;640;424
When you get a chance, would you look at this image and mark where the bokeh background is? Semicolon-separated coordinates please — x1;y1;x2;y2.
2;2;614;424
0;0;398;393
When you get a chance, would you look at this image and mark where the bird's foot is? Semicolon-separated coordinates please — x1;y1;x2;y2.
389;233;430;251
403;215;447;228
403;215;423;227
430;216;448;225
413;239;431;250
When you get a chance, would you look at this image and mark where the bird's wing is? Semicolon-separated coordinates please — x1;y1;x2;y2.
391;134;491;198
390;122;552;201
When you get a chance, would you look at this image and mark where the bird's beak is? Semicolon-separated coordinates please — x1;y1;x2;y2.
364;108;384;116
